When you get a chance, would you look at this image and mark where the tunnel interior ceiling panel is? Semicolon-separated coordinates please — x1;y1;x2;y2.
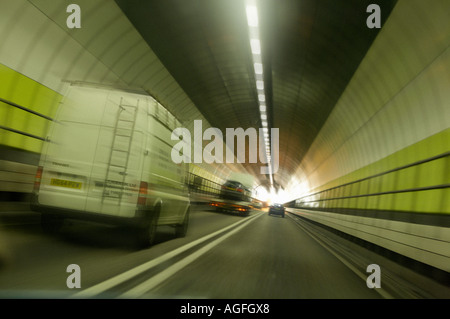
115;0;397;189
299;0;450;191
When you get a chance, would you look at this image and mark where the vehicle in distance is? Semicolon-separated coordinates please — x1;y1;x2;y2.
209;180;252;216
31;84;191;248
268;203;285;218
220;180;251;202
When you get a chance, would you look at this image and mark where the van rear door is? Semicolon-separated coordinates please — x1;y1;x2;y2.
37;86;107;211
85;90;143;217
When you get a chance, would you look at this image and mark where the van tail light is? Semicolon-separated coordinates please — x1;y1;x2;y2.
237;188;243;192
137;181;148;205
33;166;43;192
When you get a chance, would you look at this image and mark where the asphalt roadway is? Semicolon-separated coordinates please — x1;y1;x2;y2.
0;202;448;301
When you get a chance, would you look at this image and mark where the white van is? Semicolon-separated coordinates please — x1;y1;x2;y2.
31;84;190;247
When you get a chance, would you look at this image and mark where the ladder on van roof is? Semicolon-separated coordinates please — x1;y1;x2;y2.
102;98;139;205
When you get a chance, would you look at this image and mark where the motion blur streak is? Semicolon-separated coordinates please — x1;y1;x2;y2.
0;0;449;300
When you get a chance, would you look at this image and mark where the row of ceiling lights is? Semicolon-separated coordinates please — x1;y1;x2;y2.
246;0;274;187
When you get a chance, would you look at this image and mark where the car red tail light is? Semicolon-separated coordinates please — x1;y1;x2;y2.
33;166;43;192
137;181;148;205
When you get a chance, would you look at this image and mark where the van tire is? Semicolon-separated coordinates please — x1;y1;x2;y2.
41;214;64;234
175;207;190;238
136;207;160;248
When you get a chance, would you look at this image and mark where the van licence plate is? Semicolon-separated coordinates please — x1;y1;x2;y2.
50;178;82;189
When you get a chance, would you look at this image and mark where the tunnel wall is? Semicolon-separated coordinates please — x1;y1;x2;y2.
0;63;61;155
298;0;449;194
290;0;450;273
288;130;449;273
0;63;61;195
298;129;449;214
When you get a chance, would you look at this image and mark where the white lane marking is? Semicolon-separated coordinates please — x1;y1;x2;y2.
286;212;394;299
72;212;261;298
119;212;264;298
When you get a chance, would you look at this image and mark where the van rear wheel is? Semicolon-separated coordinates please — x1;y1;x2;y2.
136;208;159;248
175;207;190;238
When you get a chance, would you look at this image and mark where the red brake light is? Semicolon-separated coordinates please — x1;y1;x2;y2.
137;181;148;205
33;166;43;192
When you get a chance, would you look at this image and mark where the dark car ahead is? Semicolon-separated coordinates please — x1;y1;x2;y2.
268;203;285;218
220;180;251;202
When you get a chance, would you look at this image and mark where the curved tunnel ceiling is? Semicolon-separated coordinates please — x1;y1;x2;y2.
115;0;398;191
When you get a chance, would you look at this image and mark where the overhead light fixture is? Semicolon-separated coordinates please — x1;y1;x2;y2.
250;39;261;55
246;0;274;187
256;80;264;90
246;5;259;27
254;63;263;74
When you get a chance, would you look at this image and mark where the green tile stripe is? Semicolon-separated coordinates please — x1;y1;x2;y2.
0;63;61;154
305;129;450;214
